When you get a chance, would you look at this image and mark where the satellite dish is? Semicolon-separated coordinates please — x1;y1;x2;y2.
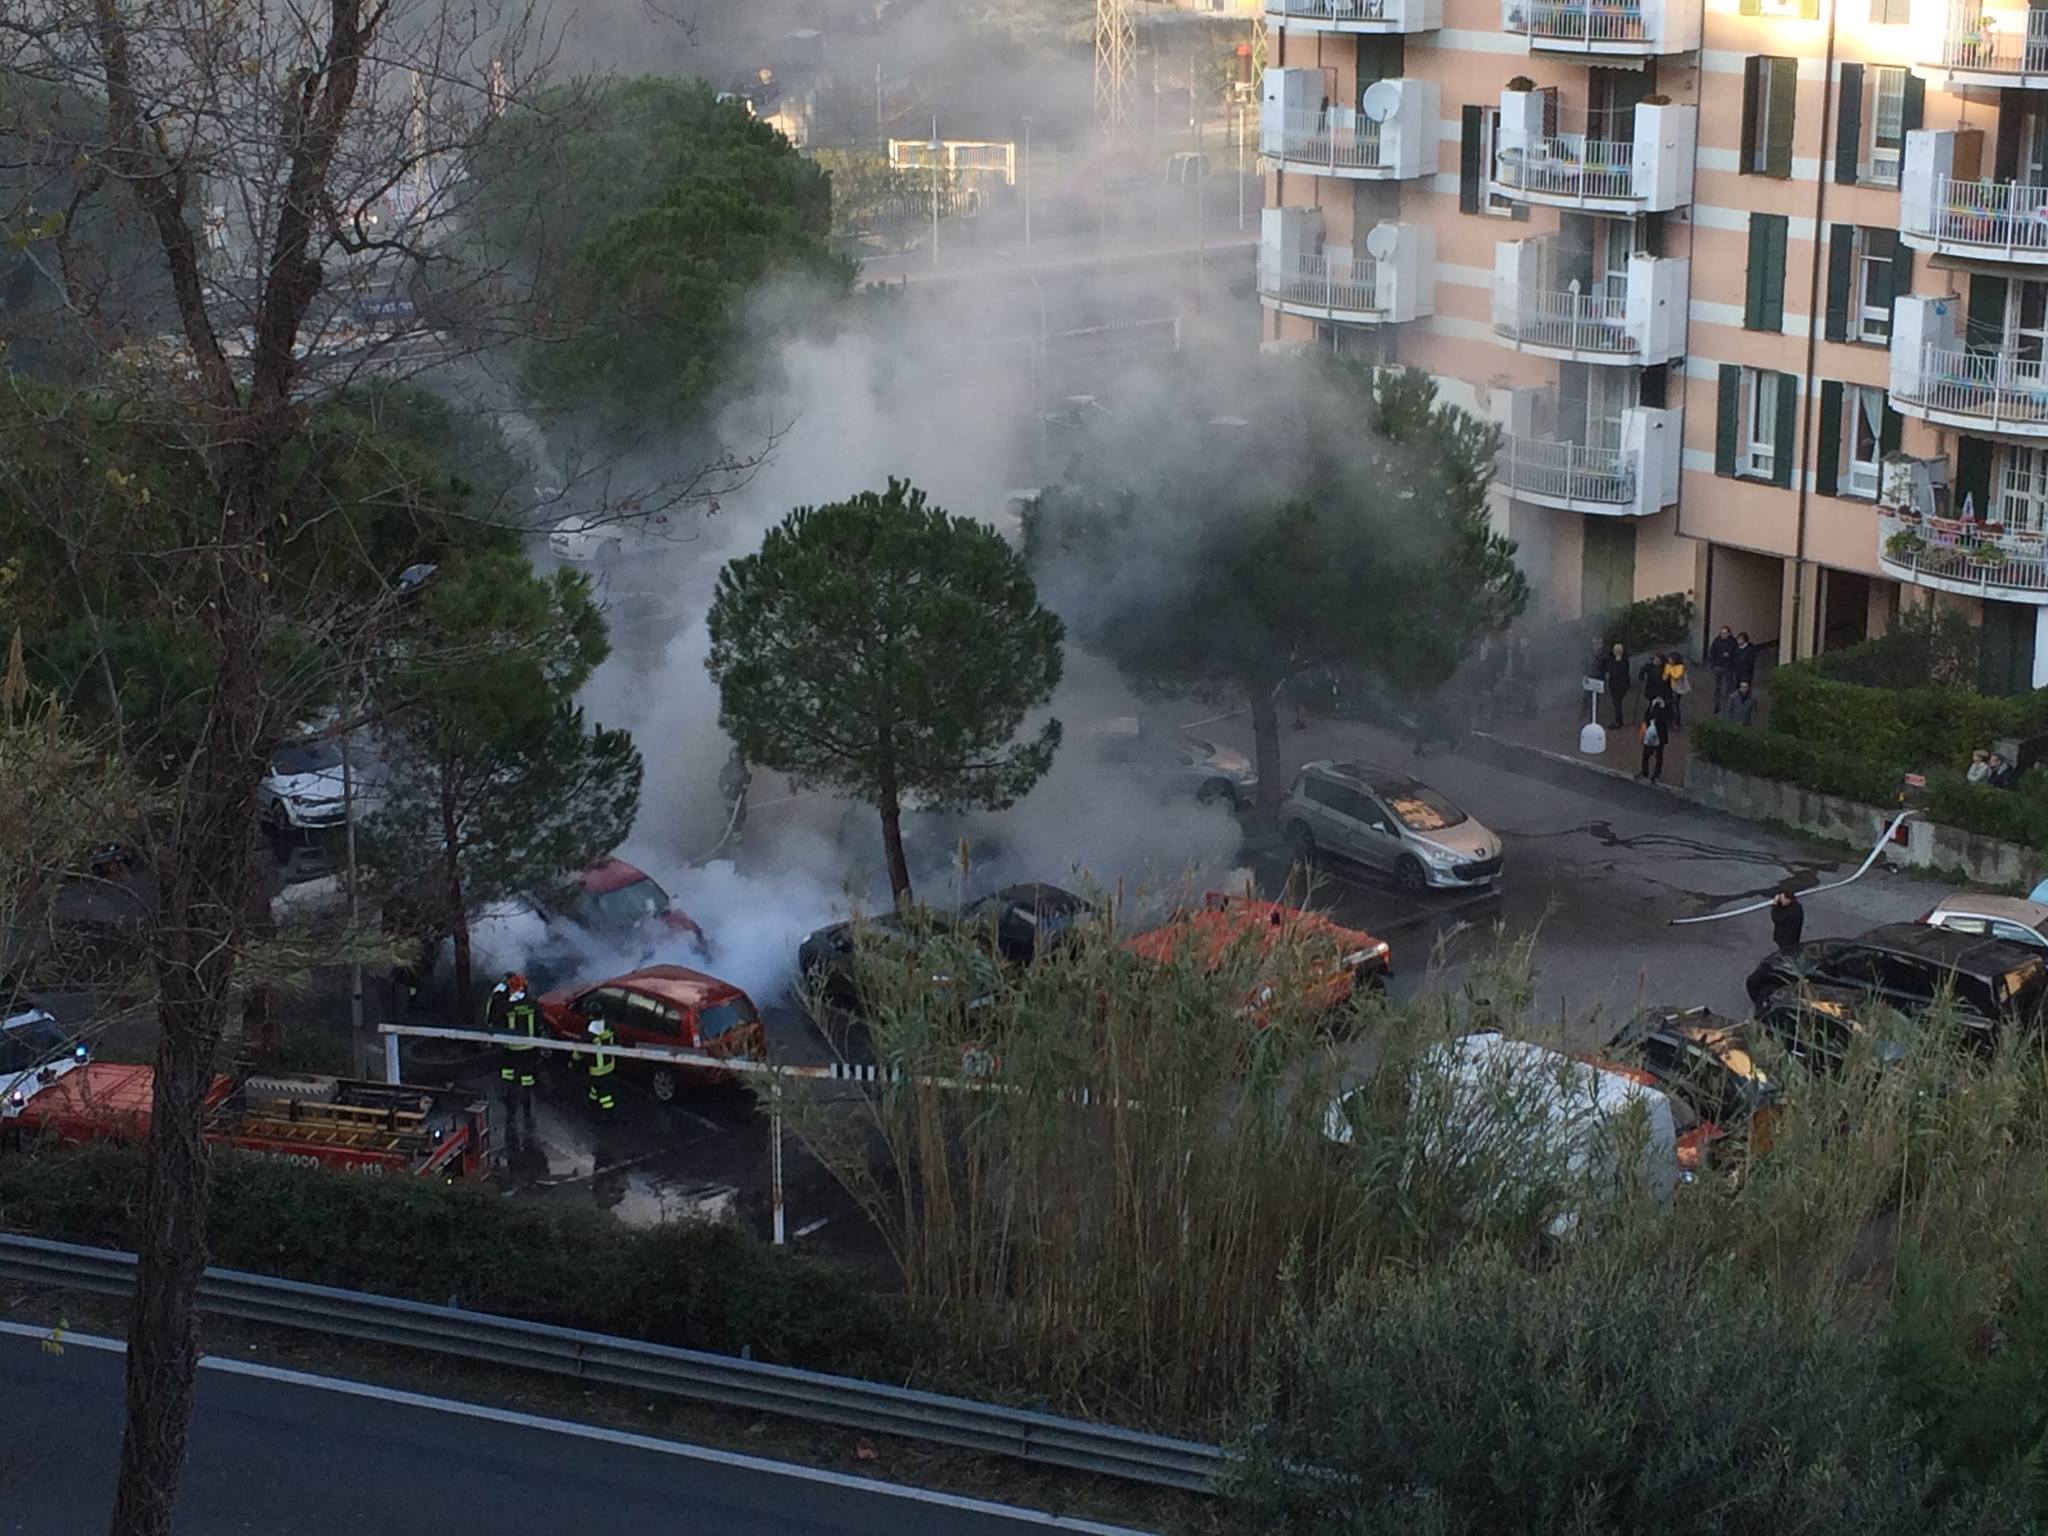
1360;80;1402;124
1364;222;1401;261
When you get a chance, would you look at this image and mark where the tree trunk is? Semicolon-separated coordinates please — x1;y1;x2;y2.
1250;685;1285;819
444;782;472;1027
878;785;913;904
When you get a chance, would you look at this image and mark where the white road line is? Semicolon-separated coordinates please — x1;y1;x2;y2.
0;1321;1161;1535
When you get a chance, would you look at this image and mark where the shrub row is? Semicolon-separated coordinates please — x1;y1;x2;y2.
1692;717;1902;807
0;1145;908;1378
1767;662;2048;773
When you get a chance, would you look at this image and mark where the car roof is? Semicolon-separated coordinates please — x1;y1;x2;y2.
1301;759;1419;796
1928;894;2048;929
1839;921;2045;977
1123;895;1381;967
979;883;1089;914
609;965;749;1010
576;858;651;895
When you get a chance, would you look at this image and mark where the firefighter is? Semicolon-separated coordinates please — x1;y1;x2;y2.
585;1017;617;1113
497;974;539;1125
484;971;514;1032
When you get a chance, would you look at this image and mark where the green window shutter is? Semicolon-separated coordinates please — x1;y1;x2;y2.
1767;59;1798;177
1836;63;1863;185
1901;70;1925;133
1893;236;1912;297
1956;435;1994;516
1740;58;1762;171
1880;399;1902;456
1772;372;1798;490
1746;217;1769;329
1968;274;2009;353
1763;217;1787;331
1459;104;1483;215
1824;224;1854;342
1717;366;1742;477
1816;381;1843;497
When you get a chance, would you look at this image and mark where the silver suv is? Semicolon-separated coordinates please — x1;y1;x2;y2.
1280;760;1502;893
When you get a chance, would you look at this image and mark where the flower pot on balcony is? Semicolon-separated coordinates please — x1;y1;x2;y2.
1885;530;1927;560
1506;74;1537;91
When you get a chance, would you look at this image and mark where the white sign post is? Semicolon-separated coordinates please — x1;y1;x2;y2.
1580;675;1608;755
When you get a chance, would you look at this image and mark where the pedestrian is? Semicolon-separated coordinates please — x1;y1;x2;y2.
1733;631;1758;689
1967;748;1992;784
1989;752;2020;790
585;1017;617;1113
1708;625;1739;713
1601;641;1632;728
1771;890;1805;954
1639;690;1671;782
1662;652;1691;732
497;973;539;1128
1637;650;1667;714
1510;635;1536;718
1724;679;1758;726
717;746;752;845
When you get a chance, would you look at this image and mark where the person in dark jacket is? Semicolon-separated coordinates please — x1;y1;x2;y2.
1989;752;2020;790
1733;632;1758;688
1639;691;1672;782
1725;679;1758;726
1708;625;1739;712
1601;641;1632;728
1770;890;1805;953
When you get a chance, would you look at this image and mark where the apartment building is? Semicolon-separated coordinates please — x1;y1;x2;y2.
1258;0;2048;690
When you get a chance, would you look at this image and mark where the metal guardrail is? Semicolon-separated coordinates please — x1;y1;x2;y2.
0;1232;1224;1493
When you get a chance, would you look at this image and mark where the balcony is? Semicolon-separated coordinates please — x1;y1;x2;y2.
1877;508;2048;601
1933;1;2048;89
1491;242;1687;365
1901;130;2048;265
1490;93;1695;213
1260;208;1432;323
1259;74;1439;181
1891;297;2048;438
1264;0;1443;32
1495;407;1682;518
1500;0;1698;57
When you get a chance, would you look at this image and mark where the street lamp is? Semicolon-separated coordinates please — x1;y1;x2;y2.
928;114;941;268
1021;114;1033;253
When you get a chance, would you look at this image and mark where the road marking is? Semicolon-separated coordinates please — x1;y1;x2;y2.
0;1321;1162;1534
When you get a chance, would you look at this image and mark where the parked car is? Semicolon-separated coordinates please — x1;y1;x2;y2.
1280;760;1502;892
1082;718;1258;808
1592;1007;1778;1172
1122;892;1390;1019
485;858;707;996
547;514;623;563
1747;985;1913;1074
539;965;765;1101
1745;921;2048;1046
1;1005;88;1120
1922;894;2048;951
259;740;351;831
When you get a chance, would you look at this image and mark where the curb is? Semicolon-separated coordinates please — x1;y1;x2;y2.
1471;730;1689;796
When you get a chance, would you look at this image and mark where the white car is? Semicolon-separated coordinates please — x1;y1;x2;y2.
2;1007;86;1119
260;739;380;832
1922;894;2048;951
547;515;623;563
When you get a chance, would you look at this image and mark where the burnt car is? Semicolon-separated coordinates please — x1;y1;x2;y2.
796;883;1092;1045
539;965;765;1102
1746;921;2048;1048
1592;1007;1777;1171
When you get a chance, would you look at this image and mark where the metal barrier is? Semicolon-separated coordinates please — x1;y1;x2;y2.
0;1232;1224;1493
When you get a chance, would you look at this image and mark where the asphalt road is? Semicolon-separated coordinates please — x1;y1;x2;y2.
0;1325;1149;1536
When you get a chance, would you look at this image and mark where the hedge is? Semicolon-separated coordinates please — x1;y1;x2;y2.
1692;717;1902;807
0;1145;909;1379
1768;665;2048;773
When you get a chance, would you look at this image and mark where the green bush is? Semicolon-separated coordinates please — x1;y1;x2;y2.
1769;663;2048;772
1226;1246;2007;1536
1597;590;1694;655
1694;716;1902;806
1923;770;2048;848
0;1145;907;1378
1815;605;1983;692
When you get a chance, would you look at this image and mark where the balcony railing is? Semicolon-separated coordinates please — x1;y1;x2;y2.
1505;0;1647;44
1878;507;2048;595
1265;108;1388;173
1895;344;2048;432
1497;435;1638;507
1940;2;2048;73
1494;135;1634;202
1494;284;1632;356
1912;174;2048;259
1259;249;1381;316
1268;0;1395;18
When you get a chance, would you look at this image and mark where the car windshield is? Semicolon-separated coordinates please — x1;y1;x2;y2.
1378;784;1467;832
578;876;669;931
272;742;341;775
0;1013;72;1073
697;998;758;1040
2001;964;2040;1004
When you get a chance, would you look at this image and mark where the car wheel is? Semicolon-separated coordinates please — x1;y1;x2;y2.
650;1066;678;1103
1286;821;1315;866
1196;778;1235;809
1396;855;1429;894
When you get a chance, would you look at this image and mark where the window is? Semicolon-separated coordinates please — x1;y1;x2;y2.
1868;67;1906;182
1871;0;1910;20
1459;104;1519;218
1845;386;1883;498
1998;445;2048;531
1744;372;1781;479
1854;236;1893;342
1825;225;1907;344
1742;57;1798;177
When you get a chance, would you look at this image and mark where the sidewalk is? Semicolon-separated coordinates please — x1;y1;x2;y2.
1480;687;1717;789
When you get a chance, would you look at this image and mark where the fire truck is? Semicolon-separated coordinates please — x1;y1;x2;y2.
5;1063;490;1179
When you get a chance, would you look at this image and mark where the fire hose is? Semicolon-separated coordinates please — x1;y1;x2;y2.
1666;808;1915;926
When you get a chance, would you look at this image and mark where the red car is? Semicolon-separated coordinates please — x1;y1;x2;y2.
1123;893;1391;1021
539;965;766;1101
565;858;705;949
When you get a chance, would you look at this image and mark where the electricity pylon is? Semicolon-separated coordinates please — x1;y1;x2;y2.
1094;0;1137;139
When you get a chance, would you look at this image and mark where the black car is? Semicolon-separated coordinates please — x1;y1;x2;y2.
1605;1007;1778;1135
1745;921;2048;1044
796;883;1093;1024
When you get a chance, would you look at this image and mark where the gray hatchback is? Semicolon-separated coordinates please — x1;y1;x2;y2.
1280;760;1503;893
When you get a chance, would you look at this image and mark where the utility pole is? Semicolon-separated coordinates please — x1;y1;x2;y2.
928;114;941;268
1022;115;1033;252
1094;0;1135;139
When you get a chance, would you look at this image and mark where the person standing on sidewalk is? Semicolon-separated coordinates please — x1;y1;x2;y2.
1708;626;1738;713
1725;680;1758;726
1639;691;1672;783
1662;652;1691;733
1601;641;1632;728
1771;890;1805;953
1734;632;1758;691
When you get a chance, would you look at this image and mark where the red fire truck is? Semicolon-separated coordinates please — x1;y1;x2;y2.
6;1063;490;1179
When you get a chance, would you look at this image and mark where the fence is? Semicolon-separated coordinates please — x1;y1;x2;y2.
1896;344;2048;433
1265;107;1388;173
1494;283;1633;355
1877;507;2048;595
1507;0;1649;44
1915;174;2048;259
1257;248;1381;314
1941;1;2048;72
1493;134;1636;201
1497;434;1638;507
0;1233;1224;1492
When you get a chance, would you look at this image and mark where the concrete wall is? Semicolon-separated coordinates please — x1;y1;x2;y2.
1688;760;2037;889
